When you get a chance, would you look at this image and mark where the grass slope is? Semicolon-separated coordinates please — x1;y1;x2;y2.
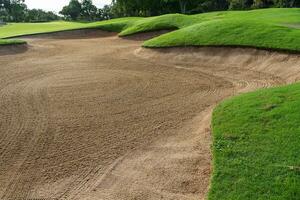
68;8;298;52
117;8;300;51
210;84;300;200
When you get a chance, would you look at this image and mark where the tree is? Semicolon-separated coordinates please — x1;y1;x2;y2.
60;0;82;20
60;0;106;21
163;0;189;14
228;0;253;9
100;5;113;20
110;0;229;17
5;0;27;22
252;0;274;8
273;0;300;7
0;0;60;22
81;0;97;20
25;9;60;22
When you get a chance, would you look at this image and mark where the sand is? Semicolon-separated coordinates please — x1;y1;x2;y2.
0;30;299;200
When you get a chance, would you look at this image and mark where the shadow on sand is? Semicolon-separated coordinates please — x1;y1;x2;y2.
0;44;28;56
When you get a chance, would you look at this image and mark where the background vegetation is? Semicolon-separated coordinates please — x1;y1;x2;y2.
59;0;112;21
0;0;112;22
110;0;300;17
0;0;60;22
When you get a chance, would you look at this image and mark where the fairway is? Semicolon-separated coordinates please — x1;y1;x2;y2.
0;18;140;44
0;28;299;199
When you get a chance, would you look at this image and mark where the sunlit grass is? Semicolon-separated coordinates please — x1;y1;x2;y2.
210;83;300;200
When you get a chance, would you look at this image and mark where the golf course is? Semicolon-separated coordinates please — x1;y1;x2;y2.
0;6;299;200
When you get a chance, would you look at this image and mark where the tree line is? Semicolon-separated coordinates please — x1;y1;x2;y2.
0;0;111;22
59;0;112;21
0;0;60;22
1;0;299;23
110;0;300;17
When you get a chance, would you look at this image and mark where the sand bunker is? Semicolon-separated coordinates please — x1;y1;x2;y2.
0;31;299;200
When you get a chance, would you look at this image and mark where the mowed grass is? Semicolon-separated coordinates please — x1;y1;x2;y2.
0;18;140;45
1;9;300;51
210;84;300;200
115;8;300;51
2;8;300;51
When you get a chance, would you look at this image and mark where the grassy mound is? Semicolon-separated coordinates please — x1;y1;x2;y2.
117;8;300;51
210;84;300;200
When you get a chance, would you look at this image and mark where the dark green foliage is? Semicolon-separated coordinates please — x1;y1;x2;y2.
110;0;223;17
110;0;300;17
81;0;97;20
0;0;27;22
25;9;60;22
100;5;113;20
60;0;82;20
0;0;60;22
59;0;113;21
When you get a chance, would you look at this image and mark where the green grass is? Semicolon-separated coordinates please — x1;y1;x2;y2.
1;9;300;51
2;8;300;51
0;39;26;45
210;84;300;200
117;8;300;51
0;18;140;45
1;8;299;199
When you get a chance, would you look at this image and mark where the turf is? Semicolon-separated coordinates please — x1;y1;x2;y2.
210;84;300;200
2;9;300;51
116;8;300;51
1;9;300;51
0;18;140;45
